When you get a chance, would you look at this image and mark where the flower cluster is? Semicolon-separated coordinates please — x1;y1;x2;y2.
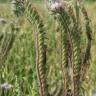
1;83;13;90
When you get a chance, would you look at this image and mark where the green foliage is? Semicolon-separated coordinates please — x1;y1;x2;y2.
0;0;95;96
0;0;7;2
86;0;96;2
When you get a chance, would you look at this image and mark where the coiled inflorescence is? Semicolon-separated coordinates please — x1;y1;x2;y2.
45;0;92;96
79;1;92;81
12;0;48;96
0;22;19;66
11;0;25;17
11;0;92;96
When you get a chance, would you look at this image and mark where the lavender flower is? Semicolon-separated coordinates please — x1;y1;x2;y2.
45;0;62;12
1;83;13;90
50;1;62;11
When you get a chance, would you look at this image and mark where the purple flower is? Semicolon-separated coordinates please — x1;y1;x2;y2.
1;83;13;90
50;2;62;11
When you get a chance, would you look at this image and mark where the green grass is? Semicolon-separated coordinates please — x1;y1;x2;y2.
0;2;96;96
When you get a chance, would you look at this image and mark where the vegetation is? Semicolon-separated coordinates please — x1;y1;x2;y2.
0;0;96;96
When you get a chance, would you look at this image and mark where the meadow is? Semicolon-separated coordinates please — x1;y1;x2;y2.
0;0;96;96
